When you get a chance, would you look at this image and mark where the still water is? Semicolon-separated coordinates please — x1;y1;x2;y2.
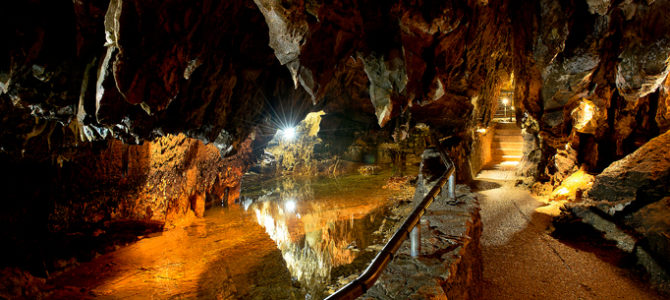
49;170;411;299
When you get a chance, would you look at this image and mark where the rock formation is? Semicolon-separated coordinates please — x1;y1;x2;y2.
1;0;669;289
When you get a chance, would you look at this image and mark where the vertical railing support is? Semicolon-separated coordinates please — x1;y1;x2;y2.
448;170;456;200
410;223;420;258
325;138;454;300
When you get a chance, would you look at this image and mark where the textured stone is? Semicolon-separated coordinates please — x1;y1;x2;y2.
1;1;670;293
616;39;670;102
362;185;481;300
587;130;670;214
657;75;670;132
625;197;670;275
541;50;600;111
561;201;670;292
586;0;611;15
361;53;408;127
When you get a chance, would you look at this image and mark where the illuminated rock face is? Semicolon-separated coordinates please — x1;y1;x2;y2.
565;130;670;291
1;133;252;234
588;130;670;214
1;0;670;258
512;0;670;180
3;0;669;178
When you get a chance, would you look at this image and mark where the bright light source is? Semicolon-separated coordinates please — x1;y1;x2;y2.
501;97;509;106
549;168;595;201
555;187;569;196
476;128;487;134
583;102;594;122
284;198;296;213
281;127;297;141
572;99;596;133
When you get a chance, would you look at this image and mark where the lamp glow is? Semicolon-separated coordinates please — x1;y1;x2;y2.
501;97;509;106
281;127;297;141
284;198;296;213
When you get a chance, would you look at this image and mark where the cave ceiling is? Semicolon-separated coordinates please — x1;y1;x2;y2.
1;0;669;162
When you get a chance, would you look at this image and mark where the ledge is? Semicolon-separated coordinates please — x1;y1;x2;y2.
362;184;482;299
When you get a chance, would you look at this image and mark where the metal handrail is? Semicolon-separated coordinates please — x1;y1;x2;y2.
325;136;455;300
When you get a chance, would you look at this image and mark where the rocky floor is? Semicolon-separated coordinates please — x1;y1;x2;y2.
475;165;665;300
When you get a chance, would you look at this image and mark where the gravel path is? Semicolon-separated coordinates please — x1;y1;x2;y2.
475;167;664;300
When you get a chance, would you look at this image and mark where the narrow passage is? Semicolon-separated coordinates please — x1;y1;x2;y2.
475;166;664;300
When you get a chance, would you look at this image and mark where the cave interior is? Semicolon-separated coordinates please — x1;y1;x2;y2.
1;0;669;299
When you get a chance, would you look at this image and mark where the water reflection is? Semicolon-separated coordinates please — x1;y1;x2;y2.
46;172;402;299
241;175;393;298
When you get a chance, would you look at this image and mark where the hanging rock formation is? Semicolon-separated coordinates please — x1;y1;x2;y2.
1;0;670;288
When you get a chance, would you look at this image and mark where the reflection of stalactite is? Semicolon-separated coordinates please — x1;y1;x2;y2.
241;174;397;296
222;187;229;207
252;202;344;288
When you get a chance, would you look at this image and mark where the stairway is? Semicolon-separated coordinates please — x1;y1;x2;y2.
491;122;523;163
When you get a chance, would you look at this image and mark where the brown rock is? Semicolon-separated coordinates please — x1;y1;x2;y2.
587;129;670;214
191;192;206;218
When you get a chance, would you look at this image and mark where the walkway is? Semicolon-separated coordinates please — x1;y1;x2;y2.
474;165;664;300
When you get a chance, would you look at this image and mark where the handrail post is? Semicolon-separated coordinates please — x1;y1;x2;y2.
410;224;420;258
448;170;456;200
325;137;455;300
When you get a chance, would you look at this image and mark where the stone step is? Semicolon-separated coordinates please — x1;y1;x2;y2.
493;142;523;149
493;148;522;153
493;150;523;157
493;145;522;150
491;154;522;161
494;130;522;136
493;141;524;148
495;122;520;130
491;122;523;162
494;136;524;142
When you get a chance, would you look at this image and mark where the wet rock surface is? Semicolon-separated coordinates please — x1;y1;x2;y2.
0;133;254;279
587;130;670;214
558;130;670;292
361;185;481;300
1;0;670;297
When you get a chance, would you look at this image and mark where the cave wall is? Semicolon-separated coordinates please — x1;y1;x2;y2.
0;0;309;239
1;0;669;253
0;132;252;233
1;0;312;153
511;0;670;184
470;125;496;177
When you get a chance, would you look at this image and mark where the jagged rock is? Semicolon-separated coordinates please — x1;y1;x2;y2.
361;53;407;127
625;197;670;276
541;50;600;111
358;165;381;176
533;0;570;67
0;267;46;299
587;130;670;215
586;0;611;15
615;1;670;102
616;39;670;102
657;75;670;132
2;1;670;294
516;115;544;178
253;0;317;99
